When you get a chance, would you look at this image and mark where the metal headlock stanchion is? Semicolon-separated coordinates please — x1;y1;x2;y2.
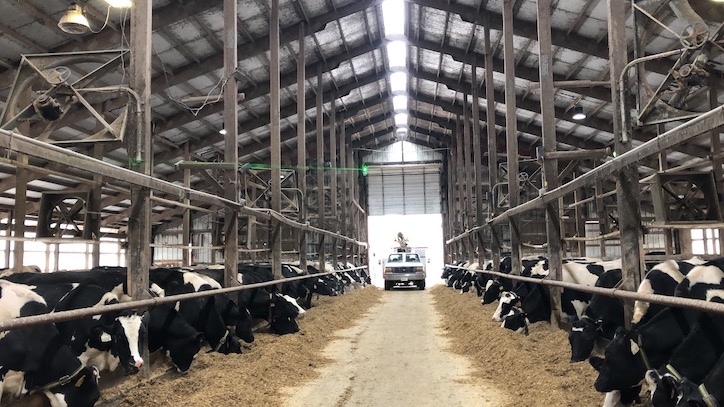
446;264;724;316
0;266;368;332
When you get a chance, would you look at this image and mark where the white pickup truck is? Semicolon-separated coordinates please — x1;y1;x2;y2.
383;252;426;290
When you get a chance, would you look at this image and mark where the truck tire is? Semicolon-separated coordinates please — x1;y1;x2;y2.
384;281;392;290
417;280;426;290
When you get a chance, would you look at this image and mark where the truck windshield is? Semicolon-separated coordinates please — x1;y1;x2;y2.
405;254;420;262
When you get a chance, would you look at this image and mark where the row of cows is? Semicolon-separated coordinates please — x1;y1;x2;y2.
442;255;724;407
0;261;369;407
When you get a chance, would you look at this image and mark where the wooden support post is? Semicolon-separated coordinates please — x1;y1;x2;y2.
182;143;192;266
657;125;674;255
346;130;355;262
709;86;724;255
224;0;240;284
503;0;521;275
128;0;153;377
537;0;563;328
574;177;587;257
471;57;486;266
316;66;326;268
12;89;30;270
463;95;474;244
91;143;104;268
330;94;338;268
456;118;467;259
297;22;307;271
485;18;501;271
339;113;348;265
594;175;607;257
270;0;282;280
609;0;642;326
446;145;456;263
4;210;12;269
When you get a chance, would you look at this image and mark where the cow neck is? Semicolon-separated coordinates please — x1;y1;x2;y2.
195;298;214;333
159;307;176;337
30;334;85;393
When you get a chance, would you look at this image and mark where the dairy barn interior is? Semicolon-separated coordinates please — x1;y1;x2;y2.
0;0;724;406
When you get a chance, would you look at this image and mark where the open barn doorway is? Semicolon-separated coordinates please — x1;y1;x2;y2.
362;142;445;288
367;214;444;288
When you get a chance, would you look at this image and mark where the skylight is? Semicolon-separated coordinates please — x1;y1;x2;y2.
386;41;407;69
393;95;408;111
394;113;408;127
381;0;409;136
381;0;405;38
390;72;407;93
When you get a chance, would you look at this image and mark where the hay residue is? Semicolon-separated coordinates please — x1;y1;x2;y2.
431;285;652;407
99;287;383;407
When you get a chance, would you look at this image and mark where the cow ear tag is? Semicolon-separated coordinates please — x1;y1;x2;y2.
630;340;640;355
74;376;85;387
100;332;112;343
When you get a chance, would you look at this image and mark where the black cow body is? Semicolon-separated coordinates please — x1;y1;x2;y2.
646;313;724;407
675;351;724;406
590;306;700;393
569;269;625;362
147;304;204;373
0;280;101;407
633;258;707;324
151;269;241;355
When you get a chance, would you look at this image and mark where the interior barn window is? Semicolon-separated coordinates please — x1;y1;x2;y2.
691;228;720;255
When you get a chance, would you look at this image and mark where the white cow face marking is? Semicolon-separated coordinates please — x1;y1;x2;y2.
630;339;640;355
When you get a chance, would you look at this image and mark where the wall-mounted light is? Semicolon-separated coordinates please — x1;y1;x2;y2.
58;3;90;34
571;106;586;121
219;129;227;135
105;0;133;7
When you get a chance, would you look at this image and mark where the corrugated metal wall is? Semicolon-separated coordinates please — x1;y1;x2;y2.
366;164;441;215
153;213;222;265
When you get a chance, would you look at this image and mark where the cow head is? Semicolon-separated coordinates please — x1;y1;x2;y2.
568;316;602;362
269;294;300;335
44;366;100;407
108;310;149;375
492;291;519;322
314;278;338;296
646;368;682;407
214;330;242;354
481;279;504;304
500;307;529;335
217;296;254;344
168;332;204;373
590;327;644;392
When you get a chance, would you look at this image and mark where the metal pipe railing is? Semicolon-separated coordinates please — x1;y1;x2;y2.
0;128;366;247
0;266;368;332
445;264;724;316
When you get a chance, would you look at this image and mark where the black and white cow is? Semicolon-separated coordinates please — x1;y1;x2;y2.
0;274;149;376
237;265;304;335
0;280;101;407
568;268;625;363
645;313;724;407
147;304;204;373
633;257;707;324
589;306;700;394
150;268;241;355
480;256;544;304
41;284;148;375
674;260;724;302
500;306;529;335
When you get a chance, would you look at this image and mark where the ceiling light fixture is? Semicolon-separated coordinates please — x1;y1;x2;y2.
219;129;227;135
104;0;133;7
571;106;586;121
58;3;90;35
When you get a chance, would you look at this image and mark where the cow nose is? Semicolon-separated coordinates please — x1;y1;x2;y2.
134;359;144;368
